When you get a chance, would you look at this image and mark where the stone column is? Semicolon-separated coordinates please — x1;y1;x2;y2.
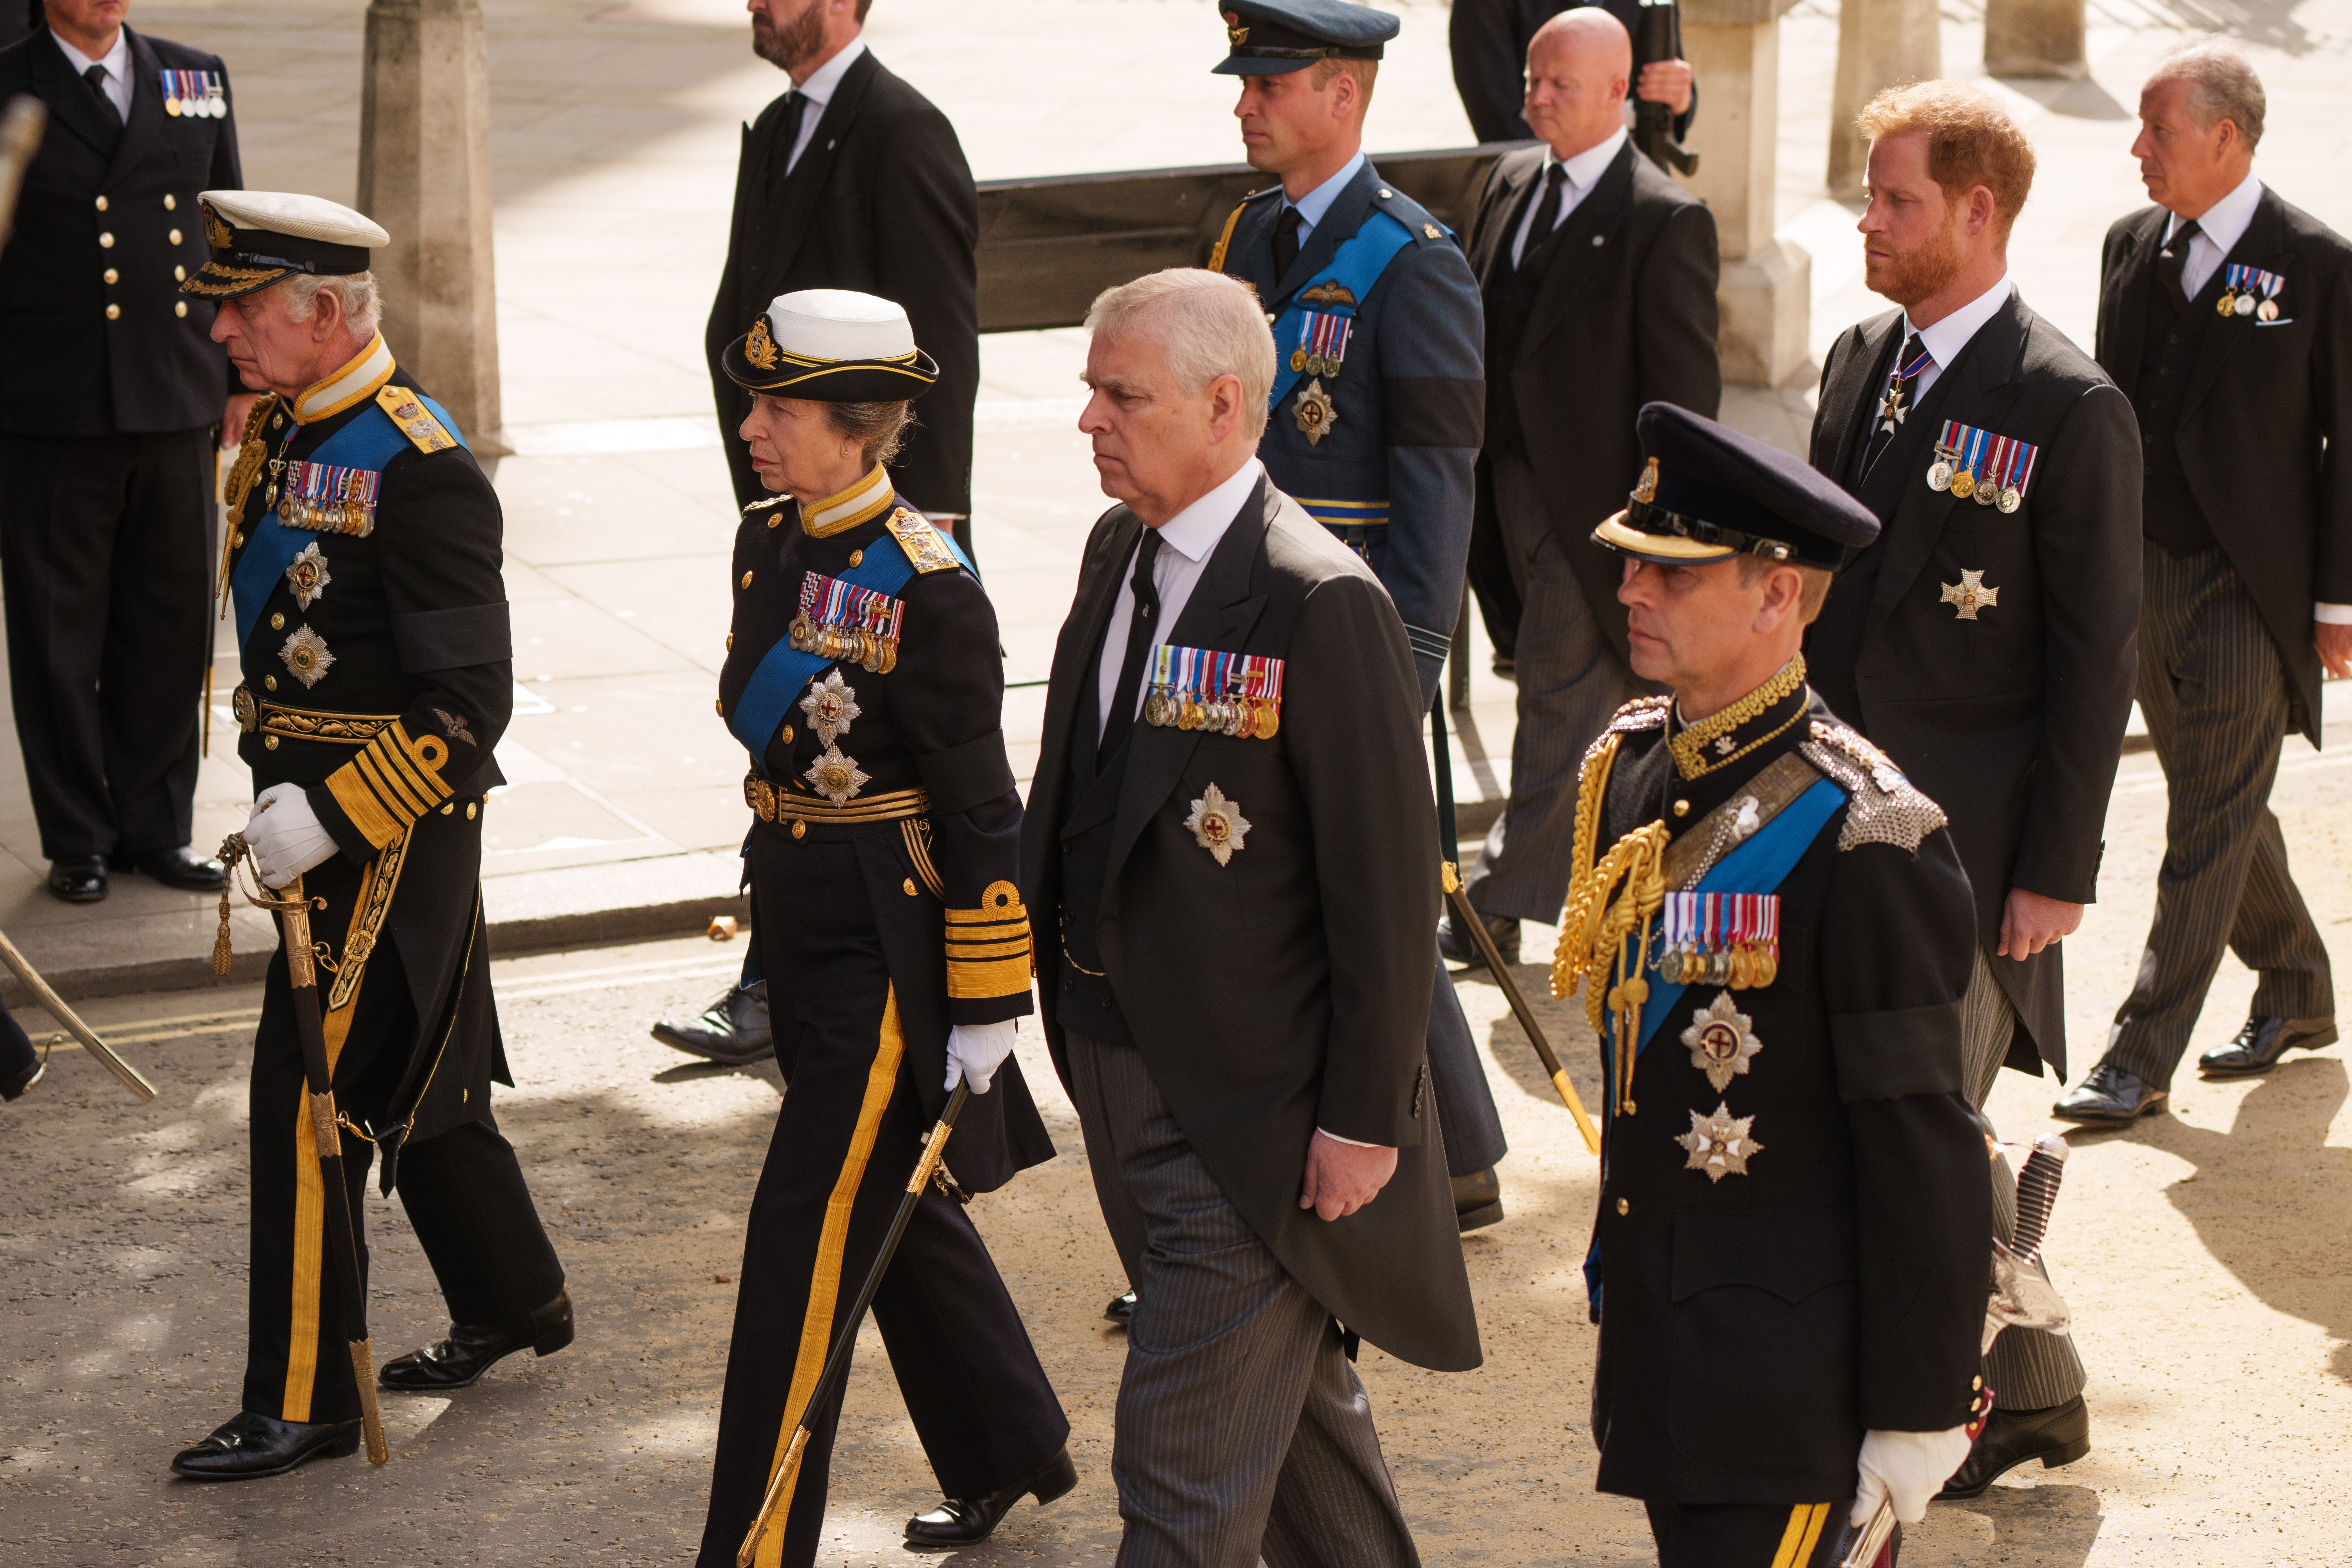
1684;0;1810;387
358;0;503;448
1984;0;2087;79
1826;0;1941;199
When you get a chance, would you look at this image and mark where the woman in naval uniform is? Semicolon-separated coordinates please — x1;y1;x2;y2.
696;290;1073;1568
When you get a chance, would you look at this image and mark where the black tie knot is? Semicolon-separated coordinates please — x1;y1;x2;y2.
1517;163;1570;273
1273;206;1306;279
2157;218;2203;313
83;64;123;130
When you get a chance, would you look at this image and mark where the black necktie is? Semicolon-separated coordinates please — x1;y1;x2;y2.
1517;164;1567;273
84;64;122;130
1272;207;1305;279
1097;531;1165;766
2157;218;2203;313
1857;332;1930;480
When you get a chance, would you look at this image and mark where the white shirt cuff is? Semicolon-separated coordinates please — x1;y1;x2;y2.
1316;1127;1380;1148
2313;603;2352;625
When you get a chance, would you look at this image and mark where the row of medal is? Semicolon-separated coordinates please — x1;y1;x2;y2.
1655;890;1782;989
789;570;905;674
1142;643;1285;739
1926;420;2038;513
1289;308;1354;379
270;459;380;536
2217;263;2284;321
160;70;228;118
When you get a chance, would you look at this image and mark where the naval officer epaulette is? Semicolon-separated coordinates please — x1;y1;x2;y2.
1799;718;1948;855
884;508;963;574
376;384;458;454
742;494;791;521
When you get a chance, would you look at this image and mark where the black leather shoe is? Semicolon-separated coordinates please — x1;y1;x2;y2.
114;845;228;891
47;855;106;903
1453;1166;1504;1232
379;1289;573;1391
2052;1062;2167;1125
903;1444;1078;1548
1104;1290;1135;1327
1934;1395;2090;1499
1438;910;1519;968
170;1410;360;1480
1491;653;1516;680
651;982;772;1065
2;1051;44;1101
2198;1015;2340;1078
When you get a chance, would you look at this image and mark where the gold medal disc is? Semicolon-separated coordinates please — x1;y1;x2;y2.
1949;469;1975;500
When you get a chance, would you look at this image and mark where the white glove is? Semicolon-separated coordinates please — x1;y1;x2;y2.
1851;1424;1976;1526
944;1019;1017;1095
244;783;340;890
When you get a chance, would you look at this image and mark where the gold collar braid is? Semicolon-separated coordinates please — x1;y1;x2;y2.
1667;655;1807;781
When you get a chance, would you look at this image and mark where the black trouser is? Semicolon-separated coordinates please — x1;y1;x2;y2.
1645;1500;1890;1566
0;428;214;861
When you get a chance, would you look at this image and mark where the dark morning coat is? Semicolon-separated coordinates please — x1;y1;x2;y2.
1583;690;1988;1505
2095;186;2352;747
1447;0;1695;146
1020;479;1481;1374
1463;136;1719;651
1804;292;2142;1080
0;25;241;434
704;48;977;525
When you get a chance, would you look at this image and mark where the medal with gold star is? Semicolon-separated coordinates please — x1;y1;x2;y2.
1940;569;1999;621
1184;783;1250;866
1681;994;1763;1093
1292;378;1337;447
1676;1102;1763;1182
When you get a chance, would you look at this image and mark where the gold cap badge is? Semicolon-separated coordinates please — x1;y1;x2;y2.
1633;456;1660;504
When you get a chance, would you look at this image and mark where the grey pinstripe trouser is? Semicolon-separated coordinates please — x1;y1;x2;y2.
2105;545;2334;1085
1065;1032;1420;1568
1963;950;2087;1412
1461;449;1650;924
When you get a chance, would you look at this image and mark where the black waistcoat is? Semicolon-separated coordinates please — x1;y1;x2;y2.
2134;264;2220;553
1484;183;1559;458
1053;648;1136;1047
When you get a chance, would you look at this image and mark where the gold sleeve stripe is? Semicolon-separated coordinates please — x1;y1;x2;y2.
947;952;1034;999
946;936;1032;959
356;749;431;820
945;919;1029;940
327;765;406;848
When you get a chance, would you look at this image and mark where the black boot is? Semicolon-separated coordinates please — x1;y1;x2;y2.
903;1445;1078;1547
1452;1166;1504;1232
379;1289;574;1391
651;982;773;1066
170;1410;360;1480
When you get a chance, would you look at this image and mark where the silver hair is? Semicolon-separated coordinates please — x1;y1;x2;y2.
2150;39;2266;150
1083;269;1274;439
275;271;384;339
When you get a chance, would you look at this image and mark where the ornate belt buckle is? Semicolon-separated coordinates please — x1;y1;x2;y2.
233;686;258;733
743;773;776;823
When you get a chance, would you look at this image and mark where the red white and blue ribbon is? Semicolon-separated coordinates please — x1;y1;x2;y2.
797;570;904;641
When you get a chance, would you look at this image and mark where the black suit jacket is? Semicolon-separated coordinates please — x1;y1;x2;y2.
1464;138;1718;649
1449;0;1694;145
2095;187;2352;746
1805;294;2142;1078
1020;478;1480;1373
705;48;977;520
0;27;240;435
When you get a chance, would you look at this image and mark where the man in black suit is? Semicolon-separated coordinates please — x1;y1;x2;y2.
1449;0;1693;147
2058;41;2348;1122
1026;268;1478;1564
1451;6;1718;961
1804;81;2140;1497
670;0;979;1065
0;0;243;902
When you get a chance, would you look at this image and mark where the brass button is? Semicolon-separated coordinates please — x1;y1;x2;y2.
714;698;724;715
441;802;454;815
1616;1197;1630;1216
739;571;753;589
766;514;780;529
270;612;285;630
94;195;108;212
103;267;118;284
272;414;283;429
790;819;806;840
104;303;119;320
1673;799;1690;817
264;735;279;750
173;265;185;281
779;724;793;744
175;302;188;318
168;228;182;246
725;632;734;651
902;878;918;897
98;232;113;248
164;194;176;210
847;549;863;567
233;531;245;547
466;802;477;820
264;675;277;691
1378;187;1392;197
1973;1375;1984;1391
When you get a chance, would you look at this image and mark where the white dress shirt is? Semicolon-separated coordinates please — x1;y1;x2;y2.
1900;273;2015;404
783;39;866;176
1094;459;1263;743
1280;151;1366;245
51;28;133;122
1509;126;1627;269
2164;168;2263;301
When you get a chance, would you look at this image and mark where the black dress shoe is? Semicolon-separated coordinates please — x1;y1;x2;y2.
114;845;228;891
1491;653;1516;680
1452;1166;1504;1232
379;1289;574;1391
1438;910;1519;968
1934;1395;2090;1499
2052;1062;2168;1125
47;855;106;903
2;1051;45;1101
651;981;773;1065
903;1444;1078;1548
2198;1015;2340;1078
170;1410;360;1480
1104;1289;1135;1327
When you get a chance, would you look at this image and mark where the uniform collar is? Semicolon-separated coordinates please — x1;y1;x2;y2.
801;462;895;537
1667;656;1809;781
291;333;396;424
1284;150;1366;235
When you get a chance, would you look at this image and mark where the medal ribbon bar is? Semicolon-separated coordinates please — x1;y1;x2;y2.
274;460;381;535
1658;890;1781;989
789;570;905;672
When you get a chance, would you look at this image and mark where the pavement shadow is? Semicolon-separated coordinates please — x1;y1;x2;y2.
1936;1481;2104;1565
1452;959;1611;1116
2148;0;2321;55
2073;1055;2352;1383
1998;74;2131;120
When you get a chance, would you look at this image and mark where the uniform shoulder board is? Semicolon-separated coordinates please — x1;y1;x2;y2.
884;508;962;574
1799;719;1948;854
1575;694;1670;780
1369;182;1449;244
375;385;458;454
743;495;790;516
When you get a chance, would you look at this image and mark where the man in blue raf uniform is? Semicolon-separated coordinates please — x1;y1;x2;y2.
1558;404;1990;1564
703;290;1071;1567
1199;0;1512;1246
169;192;569;1481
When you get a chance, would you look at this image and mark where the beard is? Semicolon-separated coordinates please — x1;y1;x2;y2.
751;0;827;75
1866;202;1968;308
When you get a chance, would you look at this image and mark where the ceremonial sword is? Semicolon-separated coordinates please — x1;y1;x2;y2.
737;1083;973;1566
0;930;157;1102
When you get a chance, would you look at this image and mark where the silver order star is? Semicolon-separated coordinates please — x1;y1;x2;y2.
804;743;869;807
1676;1101;1763;1183
1183;783;1251;867
1681;993;1764;1093
284;541;331;609
1940;569;1999;621
798;669;861;746
279;625;334;689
